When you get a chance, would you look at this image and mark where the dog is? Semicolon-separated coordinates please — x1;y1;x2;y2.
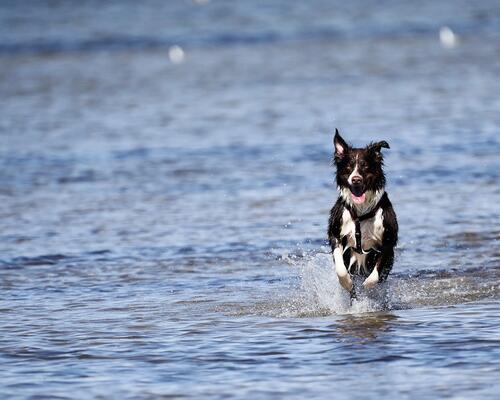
328;129;398;299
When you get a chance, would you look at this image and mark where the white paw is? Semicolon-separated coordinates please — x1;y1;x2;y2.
363;269;379;289
338;273;353;292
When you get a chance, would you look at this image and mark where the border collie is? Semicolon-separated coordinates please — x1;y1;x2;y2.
328;129;398;299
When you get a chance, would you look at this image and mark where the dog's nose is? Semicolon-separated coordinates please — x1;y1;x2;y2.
351;176;363;185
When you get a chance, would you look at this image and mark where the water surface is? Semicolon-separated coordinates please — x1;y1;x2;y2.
0;1;499;398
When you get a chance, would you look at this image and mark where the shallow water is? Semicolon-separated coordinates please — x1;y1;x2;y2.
1;1;500;398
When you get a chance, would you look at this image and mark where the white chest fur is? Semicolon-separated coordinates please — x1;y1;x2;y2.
339;208;384;273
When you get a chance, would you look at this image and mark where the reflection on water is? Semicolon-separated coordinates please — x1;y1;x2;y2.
336;312;398;342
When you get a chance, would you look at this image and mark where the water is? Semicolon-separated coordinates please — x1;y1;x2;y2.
1;1;499;398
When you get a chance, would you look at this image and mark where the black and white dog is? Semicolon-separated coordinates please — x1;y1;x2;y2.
328;129;398;299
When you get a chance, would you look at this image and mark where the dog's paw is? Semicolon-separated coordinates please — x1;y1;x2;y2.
363;269;379;289
338;273;353;292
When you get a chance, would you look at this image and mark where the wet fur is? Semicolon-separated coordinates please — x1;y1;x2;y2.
328;129;398;293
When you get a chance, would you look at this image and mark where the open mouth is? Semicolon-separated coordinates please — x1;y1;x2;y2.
350;186;366;204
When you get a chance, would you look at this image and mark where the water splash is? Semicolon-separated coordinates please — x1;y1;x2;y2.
294;253;386;315
243;252;499;318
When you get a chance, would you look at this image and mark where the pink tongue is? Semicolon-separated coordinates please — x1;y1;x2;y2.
351;192;366;204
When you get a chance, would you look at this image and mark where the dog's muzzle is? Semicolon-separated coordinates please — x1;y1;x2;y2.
350;176;365;196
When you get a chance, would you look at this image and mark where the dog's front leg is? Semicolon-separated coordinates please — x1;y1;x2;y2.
363;247;394;289
363;266;379;289
333;246;353;292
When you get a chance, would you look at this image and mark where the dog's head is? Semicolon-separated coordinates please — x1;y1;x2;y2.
333;129;389;205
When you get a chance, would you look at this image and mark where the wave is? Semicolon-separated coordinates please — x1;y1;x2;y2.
0;20;497;56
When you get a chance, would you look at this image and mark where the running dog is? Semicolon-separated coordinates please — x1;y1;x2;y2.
328;129;398;299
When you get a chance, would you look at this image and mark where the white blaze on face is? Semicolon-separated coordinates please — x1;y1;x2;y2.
346;154;366;204
347;155;360;185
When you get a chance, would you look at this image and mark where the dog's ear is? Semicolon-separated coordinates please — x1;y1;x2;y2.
374;141;390;150
334;129;349;160
368;140;390;162
369;140;390;152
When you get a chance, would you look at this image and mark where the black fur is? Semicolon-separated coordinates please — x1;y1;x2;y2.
328;129;398;290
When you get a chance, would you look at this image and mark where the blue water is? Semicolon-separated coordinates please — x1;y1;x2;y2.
1;1;499;398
